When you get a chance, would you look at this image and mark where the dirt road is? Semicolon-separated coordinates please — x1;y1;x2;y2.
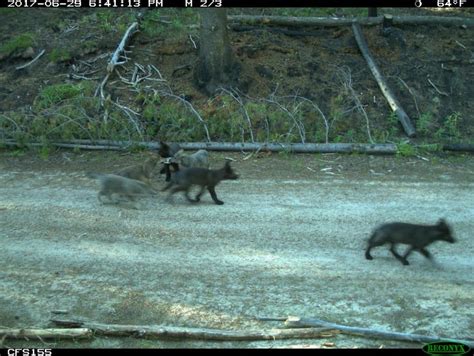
1;151;473;348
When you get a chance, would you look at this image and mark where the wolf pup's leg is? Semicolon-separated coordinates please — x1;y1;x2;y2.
161;181;174;192
164;165;172;182
166;185;186;202
390;243;409;265
365;232;379;260
417;248;433;260
208;186;224;205
184;187;199;203
194;186;206;202
365;246;374;260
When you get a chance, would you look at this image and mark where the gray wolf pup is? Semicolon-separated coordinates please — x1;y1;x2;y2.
86;172;157;204
115;155;159;184
173;149;210;169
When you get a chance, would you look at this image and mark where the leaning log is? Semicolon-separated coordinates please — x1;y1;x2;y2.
49;319;335;341
0;328;92;340
2;140;398;155
228;15;474;28
107;22;139;73
285;316;474;348
352;22;416;137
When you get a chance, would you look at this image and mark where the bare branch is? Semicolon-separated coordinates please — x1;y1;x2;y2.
157;91;211;142
218;87;255;143
396;77;421;118
15;49;45;70
428;78;449;96
338;66;374;144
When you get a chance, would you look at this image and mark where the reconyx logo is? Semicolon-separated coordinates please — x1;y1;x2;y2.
422;341;471;356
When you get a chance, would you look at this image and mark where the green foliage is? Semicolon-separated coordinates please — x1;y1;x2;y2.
33;83;94;111
153;101;204;141
96;11;116;33
417;143;442;153
0;33;35;57
48;48;72;63
372;112;400;142
416;112;436;136
397;142;417;157
432;112;462;142
443;112;462;140
39;143;52;160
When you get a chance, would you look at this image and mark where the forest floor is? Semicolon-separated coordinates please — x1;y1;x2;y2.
1;8;474;143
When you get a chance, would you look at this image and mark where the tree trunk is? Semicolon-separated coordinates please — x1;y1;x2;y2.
194;9;240;94
368;8;378;17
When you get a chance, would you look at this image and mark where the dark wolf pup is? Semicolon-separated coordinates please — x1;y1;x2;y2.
365;219;456;265
162;161;238;205
115;155;160;185
158;141;182;182
86;172;157;204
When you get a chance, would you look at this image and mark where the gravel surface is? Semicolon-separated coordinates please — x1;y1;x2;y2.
1;151;473;348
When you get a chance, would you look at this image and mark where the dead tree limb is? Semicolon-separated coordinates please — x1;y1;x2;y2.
352;22;416;137
229;15;380;27
0;328;92;340
285;316;474;348
443;144;474;152
156;91;211;142
49;319;335;341
107;22;139;73
2;140;398;155
228;15;474;28
95;22;138;100
15;49;45;70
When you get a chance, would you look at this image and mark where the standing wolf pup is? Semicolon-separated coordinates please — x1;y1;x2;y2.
365;219;456;265
162;160;238;205
158;141;182;182
173;149;210;169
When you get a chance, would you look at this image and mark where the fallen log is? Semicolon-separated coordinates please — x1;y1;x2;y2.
49;319;336;341
443;144;474;153
0;328;92;340
1;140;398;155
352;22;416;137
285;316;474;348
228;15;474;28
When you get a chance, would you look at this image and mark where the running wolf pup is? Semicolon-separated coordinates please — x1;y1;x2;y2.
87;172;156;204
115;155;159;185
162;161;238;205
365;219;455;265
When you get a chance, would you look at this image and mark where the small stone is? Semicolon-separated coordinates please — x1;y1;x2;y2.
21;47;35;59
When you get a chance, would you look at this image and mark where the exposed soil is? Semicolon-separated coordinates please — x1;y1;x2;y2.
1;150;473;348
1;8;474;142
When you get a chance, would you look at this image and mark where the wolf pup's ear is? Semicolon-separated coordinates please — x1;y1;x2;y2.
437;218;447;226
